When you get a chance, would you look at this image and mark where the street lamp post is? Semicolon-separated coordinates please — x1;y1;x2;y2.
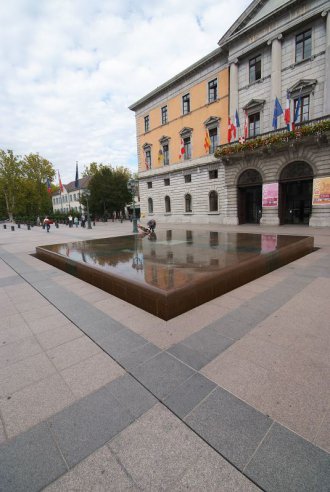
83;190;92;229
127;179;138;233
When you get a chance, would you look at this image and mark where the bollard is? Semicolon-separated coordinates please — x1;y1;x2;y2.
3;224;6;229
27;224;31;230
11;226;15;231
17;223;21;229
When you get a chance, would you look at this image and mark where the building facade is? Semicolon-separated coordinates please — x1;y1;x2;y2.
52;176;91;214
130;0;330;227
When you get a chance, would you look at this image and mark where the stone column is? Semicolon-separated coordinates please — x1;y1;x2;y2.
229;61;239;120
269;36;282;107
322;11;330;115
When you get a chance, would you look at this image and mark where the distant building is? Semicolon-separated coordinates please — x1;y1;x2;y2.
52;176;91;214
130;0;330;226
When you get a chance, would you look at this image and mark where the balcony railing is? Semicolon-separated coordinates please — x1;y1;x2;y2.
215;115;330;159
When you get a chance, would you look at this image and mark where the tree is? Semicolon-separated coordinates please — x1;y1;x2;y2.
82;164;132;217
0;150;24;221
21;153;55;216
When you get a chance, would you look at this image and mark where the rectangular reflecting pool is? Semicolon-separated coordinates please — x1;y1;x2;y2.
36;230;314;320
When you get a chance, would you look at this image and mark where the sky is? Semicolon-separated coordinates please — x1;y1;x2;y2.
0;0;251;185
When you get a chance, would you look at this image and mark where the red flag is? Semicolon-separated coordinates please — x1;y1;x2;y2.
204;131;211;152
244;112;248;139
58;171;64;192
179;138;185;159
46;178;52;194
228;117;236;142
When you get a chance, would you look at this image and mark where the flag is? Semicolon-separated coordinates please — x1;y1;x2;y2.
179;138;185;159
292;95;301;130
58;170;64;192
235;110;240;129
204;130;211;152
46;178;51;194
284;91;291;130
158;149;163;164
227;117;236;142
272;97;283;129
244;111;248;139
75;161;79;189
145;156;150;170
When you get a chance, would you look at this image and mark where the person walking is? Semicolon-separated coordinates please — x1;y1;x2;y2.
43;216;50;232
74;216;79;228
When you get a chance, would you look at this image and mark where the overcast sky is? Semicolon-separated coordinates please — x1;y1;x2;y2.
0;0;251;184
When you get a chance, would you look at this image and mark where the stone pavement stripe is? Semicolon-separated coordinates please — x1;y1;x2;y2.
0;422;67;492
0;276;24;288
100;327;150;360
119;341;161;371
131;351;196;399
163;372;217;419
167;340;217;370
184;386;273;470
244;422;330;492
48;379;154;469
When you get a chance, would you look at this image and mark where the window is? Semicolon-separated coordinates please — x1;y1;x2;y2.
147;181;152;189
184;137;191;159
144;115;150;132
249;113;260;137
184;174;191;183
208;79;217;103
166;230;172;241
73;194;76;200
164;178;170;186
161;106;168;125
209;191;218;212
148;197;153;213
182;94;190;114
294;95;310;123
209;128;218;153
296;29;311;63
145;149;151;169
249;55;261;83
209;169;218;179
163;144;169;166
185;194;192;213
165;195;171;213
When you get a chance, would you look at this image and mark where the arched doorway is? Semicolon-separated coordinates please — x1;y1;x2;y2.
237;169;262;224
279;162;313;225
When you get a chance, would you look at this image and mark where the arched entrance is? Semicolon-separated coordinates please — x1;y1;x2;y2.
279;161;313;225
237;169;262;224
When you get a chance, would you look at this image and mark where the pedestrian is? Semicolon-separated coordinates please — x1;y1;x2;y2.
36;216;41;227
68;214;73;228
43;216;50;232
74;216;79;227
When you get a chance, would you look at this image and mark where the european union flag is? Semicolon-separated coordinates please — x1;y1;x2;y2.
272;97;283;129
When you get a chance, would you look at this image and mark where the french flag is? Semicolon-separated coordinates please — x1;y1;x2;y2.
284;91;291;131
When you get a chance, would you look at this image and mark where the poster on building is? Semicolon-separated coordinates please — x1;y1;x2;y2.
312;177;330;205
262;183;278;207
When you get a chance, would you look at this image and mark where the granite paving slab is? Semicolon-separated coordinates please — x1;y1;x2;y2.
245;422;330;492
185;386;272;470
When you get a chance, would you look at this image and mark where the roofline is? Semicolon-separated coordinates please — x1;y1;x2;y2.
129;47;223;112
218;0;300;48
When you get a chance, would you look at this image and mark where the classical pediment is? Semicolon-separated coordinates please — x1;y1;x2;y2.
204;116;220;127
218;0;299;47
243;99;266;112
142;142;152;149
288;79;317;97
179;127;193;137
159;135;171;144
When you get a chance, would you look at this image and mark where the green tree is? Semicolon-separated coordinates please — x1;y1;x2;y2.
21;153;55;216
82;164;132;217
0;149;24;221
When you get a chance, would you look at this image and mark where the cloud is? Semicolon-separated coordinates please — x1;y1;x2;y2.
0;0;251;184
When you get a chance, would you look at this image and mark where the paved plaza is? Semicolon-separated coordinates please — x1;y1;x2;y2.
0;220;329;491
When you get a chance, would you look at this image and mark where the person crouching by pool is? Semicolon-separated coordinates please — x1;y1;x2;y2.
147;219;156;233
